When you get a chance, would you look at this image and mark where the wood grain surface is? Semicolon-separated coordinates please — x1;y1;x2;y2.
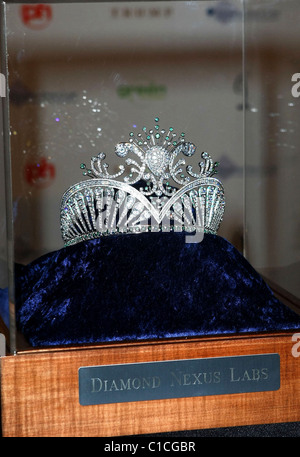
1;332;300;437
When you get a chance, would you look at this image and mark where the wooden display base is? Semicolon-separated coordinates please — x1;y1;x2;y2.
1;331;300;437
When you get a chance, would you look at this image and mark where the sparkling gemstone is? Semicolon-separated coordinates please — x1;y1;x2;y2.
145;146;170;177
126;195;135;208
182;142;196;157
115;143;128;157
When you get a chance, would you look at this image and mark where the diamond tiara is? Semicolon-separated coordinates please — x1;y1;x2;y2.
60;118;225;246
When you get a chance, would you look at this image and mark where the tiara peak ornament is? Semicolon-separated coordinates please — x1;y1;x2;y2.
61;118;225;246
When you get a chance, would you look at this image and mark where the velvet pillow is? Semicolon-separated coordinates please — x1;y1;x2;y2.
14;232;300;347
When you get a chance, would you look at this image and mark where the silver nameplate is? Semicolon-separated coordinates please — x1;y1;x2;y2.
78;354;280;406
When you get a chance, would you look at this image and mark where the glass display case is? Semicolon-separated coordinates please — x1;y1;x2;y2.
1;0;245;354
0;65;8;355
0;0;299;355
244;0;300;315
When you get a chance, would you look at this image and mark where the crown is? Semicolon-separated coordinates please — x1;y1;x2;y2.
60;118;225;246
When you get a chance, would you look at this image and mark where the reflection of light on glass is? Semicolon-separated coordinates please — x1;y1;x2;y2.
14;89;116;167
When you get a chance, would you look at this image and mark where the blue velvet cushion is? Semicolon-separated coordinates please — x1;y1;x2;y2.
14;233;300;347
0;287;9;328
